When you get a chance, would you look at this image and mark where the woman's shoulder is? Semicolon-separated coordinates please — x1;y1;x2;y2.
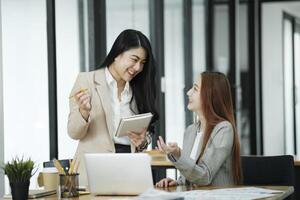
78;68;103;76
212;121;233;136
76;71;92;79
76;69;104;81
215;120;232;129
210;121;234;147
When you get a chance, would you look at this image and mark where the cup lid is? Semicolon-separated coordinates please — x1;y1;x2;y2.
43;167;58;173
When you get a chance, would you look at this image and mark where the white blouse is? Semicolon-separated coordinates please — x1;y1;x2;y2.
190;131;202;160
105;67;135;145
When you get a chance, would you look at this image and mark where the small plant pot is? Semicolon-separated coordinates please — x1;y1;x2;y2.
9;180;30;200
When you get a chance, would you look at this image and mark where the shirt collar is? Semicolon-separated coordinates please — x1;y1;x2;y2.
105;67;130;93
105;67;115;86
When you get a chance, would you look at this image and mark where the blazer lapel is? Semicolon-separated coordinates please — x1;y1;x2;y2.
195;135;203;162
185;124;198;157
94;69;115;139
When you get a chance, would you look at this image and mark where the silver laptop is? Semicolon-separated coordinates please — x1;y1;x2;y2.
84;153;153;195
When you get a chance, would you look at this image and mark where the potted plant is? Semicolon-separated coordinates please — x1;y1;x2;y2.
1;157;36;200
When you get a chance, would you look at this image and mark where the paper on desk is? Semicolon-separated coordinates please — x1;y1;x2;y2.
135;188;185;200
180;187;282;200
201;187;283;200
211;187;283;194
137;187;283;200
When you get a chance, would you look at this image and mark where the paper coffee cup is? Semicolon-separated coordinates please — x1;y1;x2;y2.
37;167;59;190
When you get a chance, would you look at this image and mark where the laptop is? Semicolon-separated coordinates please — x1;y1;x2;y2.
84;153;153;195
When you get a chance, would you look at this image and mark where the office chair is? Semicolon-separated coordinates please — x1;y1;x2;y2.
241;155;295;199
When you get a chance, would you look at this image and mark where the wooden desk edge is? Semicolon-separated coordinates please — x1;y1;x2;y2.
42;185;294;200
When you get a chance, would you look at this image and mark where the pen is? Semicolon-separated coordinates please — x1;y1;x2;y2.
73;159;80;174
68;158;76;174
53;159;65;175
69;88;88;99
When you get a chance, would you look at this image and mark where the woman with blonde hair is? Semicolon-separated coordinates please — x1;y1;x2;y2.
156;71;241;187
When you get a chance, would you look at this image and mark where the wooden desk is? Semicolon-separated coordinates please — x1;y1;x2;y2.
148;150;174;169
34;185;294;200
151;159;174;168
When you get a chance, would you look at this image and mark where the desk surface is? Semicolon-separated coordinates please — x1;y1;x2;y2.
151;159;174;167
34;185;294;200
148;150;174;167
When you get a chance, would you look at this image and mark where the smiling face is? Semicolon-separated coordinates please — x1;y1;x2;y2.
187;76;202;113
110;47;147;82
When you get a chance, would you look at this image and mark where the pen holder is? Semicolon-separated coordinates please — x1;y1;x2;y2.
59;173;79;198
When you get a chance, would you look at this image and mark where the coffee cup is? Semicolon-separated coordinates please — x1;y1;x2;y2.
37;167;59;190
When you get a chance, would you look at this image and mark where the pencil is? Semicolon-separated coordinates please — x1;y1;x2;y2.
69;88;88;99
53;159;65;175
73;159;80;173
68;159;76;174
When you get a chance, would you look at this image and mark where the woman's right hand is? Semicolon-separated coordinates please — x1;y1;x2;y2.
155;178;177;188
74;90;91;120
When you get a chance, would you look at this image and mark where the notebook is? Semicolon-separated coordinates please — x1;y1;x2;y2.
115;112;153;137
84;153;153;195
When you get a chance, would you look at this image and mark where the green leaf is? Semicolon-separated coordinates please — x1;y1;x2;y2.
0;156;36;183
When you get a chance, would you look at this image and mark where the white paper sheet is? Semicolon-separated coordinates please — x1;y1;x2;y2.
136;187;283;200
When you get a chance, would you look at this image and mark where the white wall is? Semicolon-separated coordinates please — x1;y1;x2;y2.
164;0;185;147
192;0;206;80
0;0;4;196
1;0;49;193
262;2;300;155
56;0;81;160
214;5;229;74
106;0;150;52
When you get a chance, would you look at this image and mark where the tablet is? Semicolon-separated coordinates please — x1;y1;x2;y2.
115;113;153;137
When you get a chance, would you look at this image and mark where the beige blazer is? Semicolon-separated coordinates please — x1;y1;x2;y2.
67;68;137;186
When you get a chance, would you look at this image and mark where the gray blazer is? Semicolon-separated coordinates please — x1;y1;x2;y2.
170;121;234;186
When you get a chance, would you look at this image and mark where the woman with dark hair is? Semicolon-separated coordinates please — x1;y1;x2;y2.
68;29;159;186
156;72;241;187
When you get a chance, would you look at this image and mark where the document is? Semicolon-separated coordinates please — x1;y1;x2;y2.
136;188;184;200
136;187;283;200
202;187;283;200
115;113;153;137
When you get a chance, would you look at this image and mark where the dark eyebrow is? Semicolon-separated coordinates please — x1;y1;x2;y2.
131;55;140;59
131;55;147;62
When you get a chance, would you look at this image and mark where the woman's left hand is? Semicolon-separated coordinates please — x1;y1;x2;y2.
128;128;147;147
156;136;181;159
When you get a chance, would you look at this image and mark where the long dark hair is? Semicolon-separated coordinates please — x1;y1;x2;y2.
198;72;242;184
97;29;159;128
